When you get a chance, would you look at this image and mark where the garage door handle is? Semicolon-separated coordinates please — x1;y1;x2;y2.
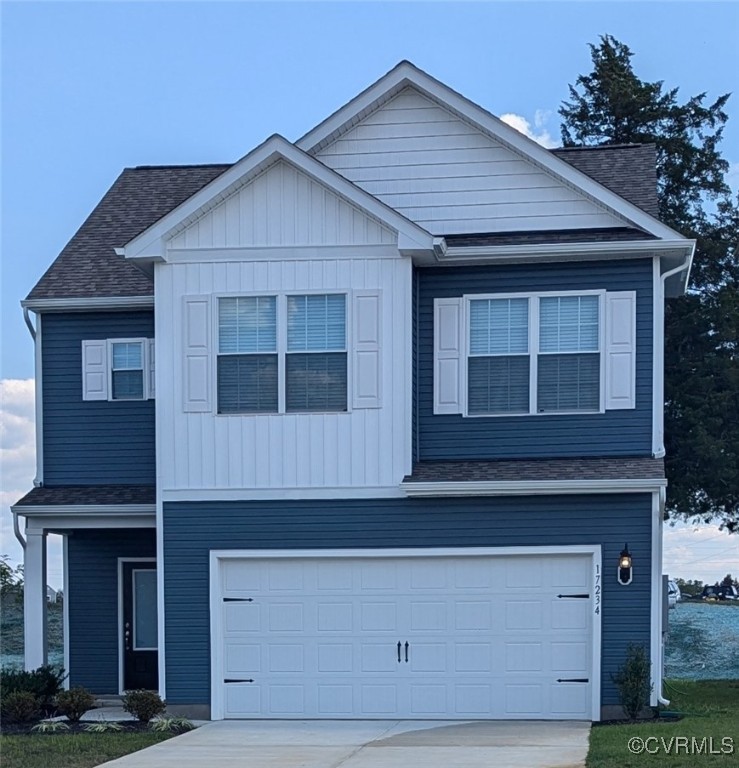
397;641;401;663
405;641;409;663
556;678;589;683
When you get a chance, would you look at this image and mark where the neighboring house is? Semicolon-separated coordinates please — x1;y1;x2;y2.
46;586;57;603
12;62;693;721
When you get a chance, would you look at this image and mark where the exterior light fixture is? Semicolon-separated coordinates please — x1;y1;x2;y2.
618;544;633;585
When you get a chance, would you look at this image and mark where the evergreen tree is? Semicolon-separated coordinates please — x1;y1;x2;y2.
560;35;738;531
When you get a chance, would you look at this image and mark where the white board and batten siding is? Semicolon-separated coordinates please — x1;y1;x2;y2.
169;161;396;250
156;258;411;493
315;88;625;236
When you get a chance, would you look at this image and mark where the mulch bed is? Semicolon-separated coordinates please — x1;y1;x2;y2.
1;721;151;735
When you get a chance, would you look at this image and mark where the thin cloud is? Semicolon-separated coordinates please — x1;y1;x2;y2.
500;110;558;149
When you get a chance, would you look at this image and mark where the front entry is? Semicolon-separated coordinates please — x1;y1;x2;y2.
121;561;158;691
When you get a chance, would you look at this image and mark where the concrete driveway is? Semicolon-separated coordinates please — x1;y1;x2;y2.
100;719;590;768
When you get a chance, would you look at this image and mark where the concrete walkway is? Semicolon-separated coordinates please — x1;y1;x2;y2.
99;719;591;768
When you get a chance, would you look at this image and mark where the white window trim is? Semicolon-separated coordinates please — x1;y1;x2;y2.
107;338;152;402
214;291;351;416
462;290;606;418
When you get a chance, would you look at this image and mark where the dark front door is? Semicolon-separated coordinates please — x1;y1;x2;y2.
122;562;158;690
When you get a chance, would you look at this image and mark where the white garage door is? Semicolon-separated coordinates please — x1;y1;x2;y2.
215;551;595;719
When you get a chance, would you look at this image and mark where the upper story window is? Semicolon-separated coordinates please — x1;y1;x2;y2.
433;288;636;419
216;294;347;415
81;338;154;402
467;293;601;416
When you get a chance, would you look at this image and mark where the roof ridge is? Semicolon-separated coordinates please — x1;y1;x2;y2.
551;143;653;152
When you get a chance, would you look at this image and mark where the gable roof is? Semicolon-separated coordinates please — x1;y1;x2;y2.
297;61;679;241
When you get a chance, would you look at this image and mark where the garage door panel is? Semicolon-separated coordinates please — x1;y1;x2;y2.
218;553;594;719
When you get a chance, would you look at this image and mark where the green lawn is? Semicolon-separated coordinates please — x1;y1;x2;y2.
0;732;175;768
588;680;739;767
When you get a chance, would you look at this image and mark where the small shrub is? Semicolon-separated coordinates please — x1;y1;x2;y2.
56;686;96;723
83;719;125;733
122;689;166;723
1;691;41;723
612;643;653;720
31;719;70;733
0;665;66;715
150;716;196;732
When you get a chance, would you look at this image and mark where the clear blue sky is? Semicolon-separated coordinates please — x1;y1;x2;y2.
2;1;738;380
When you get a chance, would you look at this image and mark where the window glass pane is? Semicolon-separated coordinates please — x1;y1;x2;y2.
539;296;599;353
217;355;278;413
112;342;142;369
468;356;530;414
287;295;346;351
537;353;600;412
219;297;276;353
133;570;157;650
286;352;347;412
470;298;528;355
112;370;144;400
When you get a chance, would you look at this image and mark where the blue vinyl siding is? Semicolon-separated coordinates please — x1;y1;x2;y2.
41;312;155;484
416;259;653;459
67;529;156;693
163;494;652;708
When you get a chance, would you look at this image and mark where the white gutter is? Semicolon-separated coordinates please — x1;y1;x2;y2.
441;239;694;262
22;307;36;340
21;296;154;312
13;511;26;550
12;504;156;516
403;478;667;497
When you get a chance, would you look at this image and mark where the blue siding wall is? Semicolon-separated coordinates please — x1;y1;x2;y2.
42;312;155;484
163;494;652;708
67;529;156;693
416;259;654;459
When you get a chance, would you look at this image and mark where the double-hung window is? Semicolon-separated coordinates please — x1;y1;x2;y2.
216;294;347;414
110;341;146;400
466;293;602;415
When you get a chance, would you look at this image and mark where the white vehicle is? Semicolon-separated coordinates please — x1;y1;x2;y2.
668;579;681;608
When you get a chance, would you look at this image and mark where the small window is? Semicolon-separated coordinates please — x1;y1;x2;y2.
537;295;600;413
217;296;278;414
286;294;347;412
111;342;145;400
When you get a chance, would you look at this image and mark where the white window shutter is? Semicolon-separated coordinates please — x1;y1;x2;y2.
182;296;212;412
433;298;464;415
352;290;382;409
605;291;637;410
148;339;156;399
81;340;108;401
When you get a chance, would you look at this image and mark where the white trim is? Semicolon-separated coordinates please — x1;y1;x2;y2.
209;544;602;722
296;61;685;243
440;240;694;263
117;557;157;695
650;490;663;707
131;569;158;651
161;487;405;502
62;535;69;689
166;245;401;262
402;479;667;497
22;296;154;312
123;135;433;260
155;264;167;700
34;314;43;486
652;257;665;457
15;504;155;516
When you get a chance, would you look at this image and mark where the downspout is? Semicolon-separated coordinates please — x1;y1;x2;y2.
657;487;669;707
13;510;26;551
23;307;36;340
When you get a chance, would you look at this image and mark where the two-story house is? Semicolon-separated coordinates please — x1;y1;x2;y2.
13;62;693;721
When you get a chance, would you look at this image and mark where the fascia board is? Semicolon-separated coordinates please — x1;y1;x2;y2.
123;134;433;259
21;296;154;312
297;61;685;243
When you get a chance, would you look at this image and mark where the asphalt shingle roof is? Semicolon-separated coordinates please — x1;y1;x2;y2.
403;457;665;483
26;145;660;301
13;485;156;507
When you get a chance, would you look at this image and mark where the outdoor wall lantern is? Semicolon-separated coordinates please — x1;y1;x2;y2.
618;543;633;585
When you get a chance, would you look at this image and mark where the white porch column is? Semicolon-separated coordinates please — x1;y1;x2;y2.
24;529;48;670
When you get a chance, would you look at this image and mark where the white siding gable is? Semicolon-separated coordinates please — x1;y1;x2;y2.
169;160;396;250
315;88;625;236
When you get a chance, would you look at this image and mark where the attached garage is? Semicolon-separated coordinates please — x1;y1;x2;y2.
210;547;601;720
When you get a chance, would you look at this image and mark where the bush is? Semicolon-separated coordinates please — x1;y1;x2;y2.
1;691;41;723
122;689;166;723
0;665;66;715
56;686;96;723
612;643;653;720
83;720;124;733
31;719;70;733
